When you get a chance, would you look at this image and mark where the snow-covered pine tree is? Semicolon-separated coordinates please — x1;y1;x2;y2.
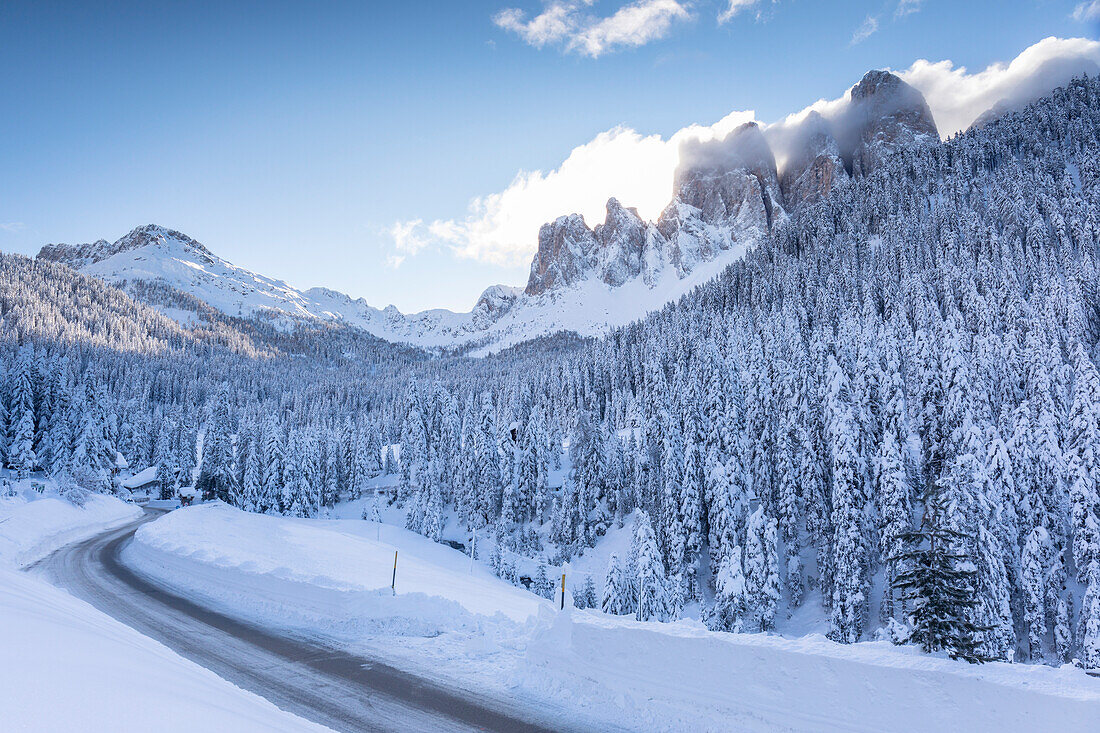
152;415;179;500
45;381;72;474
704;446;736;564
426;486;445;542
973;522;1015;661
241;433;261;511
569;408;606;546
1080;561;1100;670
827;356;868;643
893;485;988;663
680;436;704;598
498;450;519;539
7;346;37;477
260;417;284;512
400;396;428;501
534;562;554;600
634;510;671;622
1054;595;1074;664
983;433;1018;572
709;545;747;633
360;424;383;483
69;378;112;492
1069;341;1100;583
9;397;36;479
321;440;339;509
1022;525;1054;662
774;371;803;608
602;553;634;615
475;394;499;525
745;506;781;631
197;387;235;502
0;363;8;470
878;363;912;623
661;424;685;574
383;445;396;477
580;574;598;610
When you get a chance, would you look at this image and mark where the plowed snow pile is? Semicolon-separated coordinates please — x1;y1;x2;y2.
0;483;140;568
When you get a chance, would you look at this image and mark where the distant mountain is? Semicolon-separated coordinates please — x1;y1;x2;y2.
36;224;516;349
38;70;943;354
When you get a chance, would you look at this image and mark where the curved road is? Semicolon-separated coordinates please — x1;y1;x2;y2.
30;511;575;733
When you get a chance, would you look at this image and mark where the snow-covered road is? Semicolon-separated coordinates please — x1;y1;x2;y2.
29;511;564;733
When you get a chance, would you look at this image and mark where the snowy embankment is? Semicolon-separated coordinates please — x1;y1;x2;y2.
126;503;544;631
0;484;141;568
528;611;1100;731
0;566;329;732
127;504;1100;732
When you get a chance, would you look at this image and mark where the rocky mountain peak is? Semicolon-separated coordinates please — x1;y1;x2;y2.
593;198;648;288
598;197;643;233
41;70;952;352
38;224;214;269
525;213;598;296
526;122;798;297
525;197;660;296
850;69;906;102
845;69;938;176
673;121;785;229
471;285;523;329
779;111;847;208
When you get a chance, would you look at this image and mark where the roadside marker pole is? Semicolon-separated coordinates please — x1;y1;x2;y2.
391;550;398;596
560;573;566;610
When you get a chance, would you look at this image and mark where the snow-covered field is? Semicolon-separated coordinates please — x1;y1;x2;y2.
0;566;329;732
0;478;141;568
127;504;1100;732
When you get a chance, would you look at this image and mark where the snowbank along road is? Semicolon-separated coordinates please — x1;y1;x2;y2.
29;510;570;733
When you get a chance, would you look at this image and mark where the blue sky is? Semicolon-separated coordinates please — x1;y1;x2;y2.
1;1;1098;312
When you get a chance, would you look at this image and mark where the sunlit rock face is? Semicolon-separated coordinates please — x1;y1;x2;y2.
525;213;598;296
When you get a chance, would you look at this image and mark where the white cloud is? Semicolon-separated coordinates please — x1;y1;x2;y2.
849;15;879;45
494;0;692;57
895;0;922;18
0;222;26;233
767;36;1100;146
1073;1;1100;21
391;37;1100;269
718;0;765;24
493;3;574;48
899;36;1100;136
394;110;755;267
387;219;429;268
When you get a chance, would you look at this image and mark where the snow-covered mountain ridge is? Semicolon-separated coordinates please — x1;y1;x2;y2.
36;224;494;347
38;69;940;353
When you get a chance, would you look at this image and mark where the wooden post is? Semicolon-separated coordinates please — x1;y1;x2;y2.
560;572;566;610
391;550;398;595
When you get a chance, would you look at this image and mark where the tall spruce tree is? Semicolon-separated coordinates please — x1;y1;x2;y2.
893;486;989;663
